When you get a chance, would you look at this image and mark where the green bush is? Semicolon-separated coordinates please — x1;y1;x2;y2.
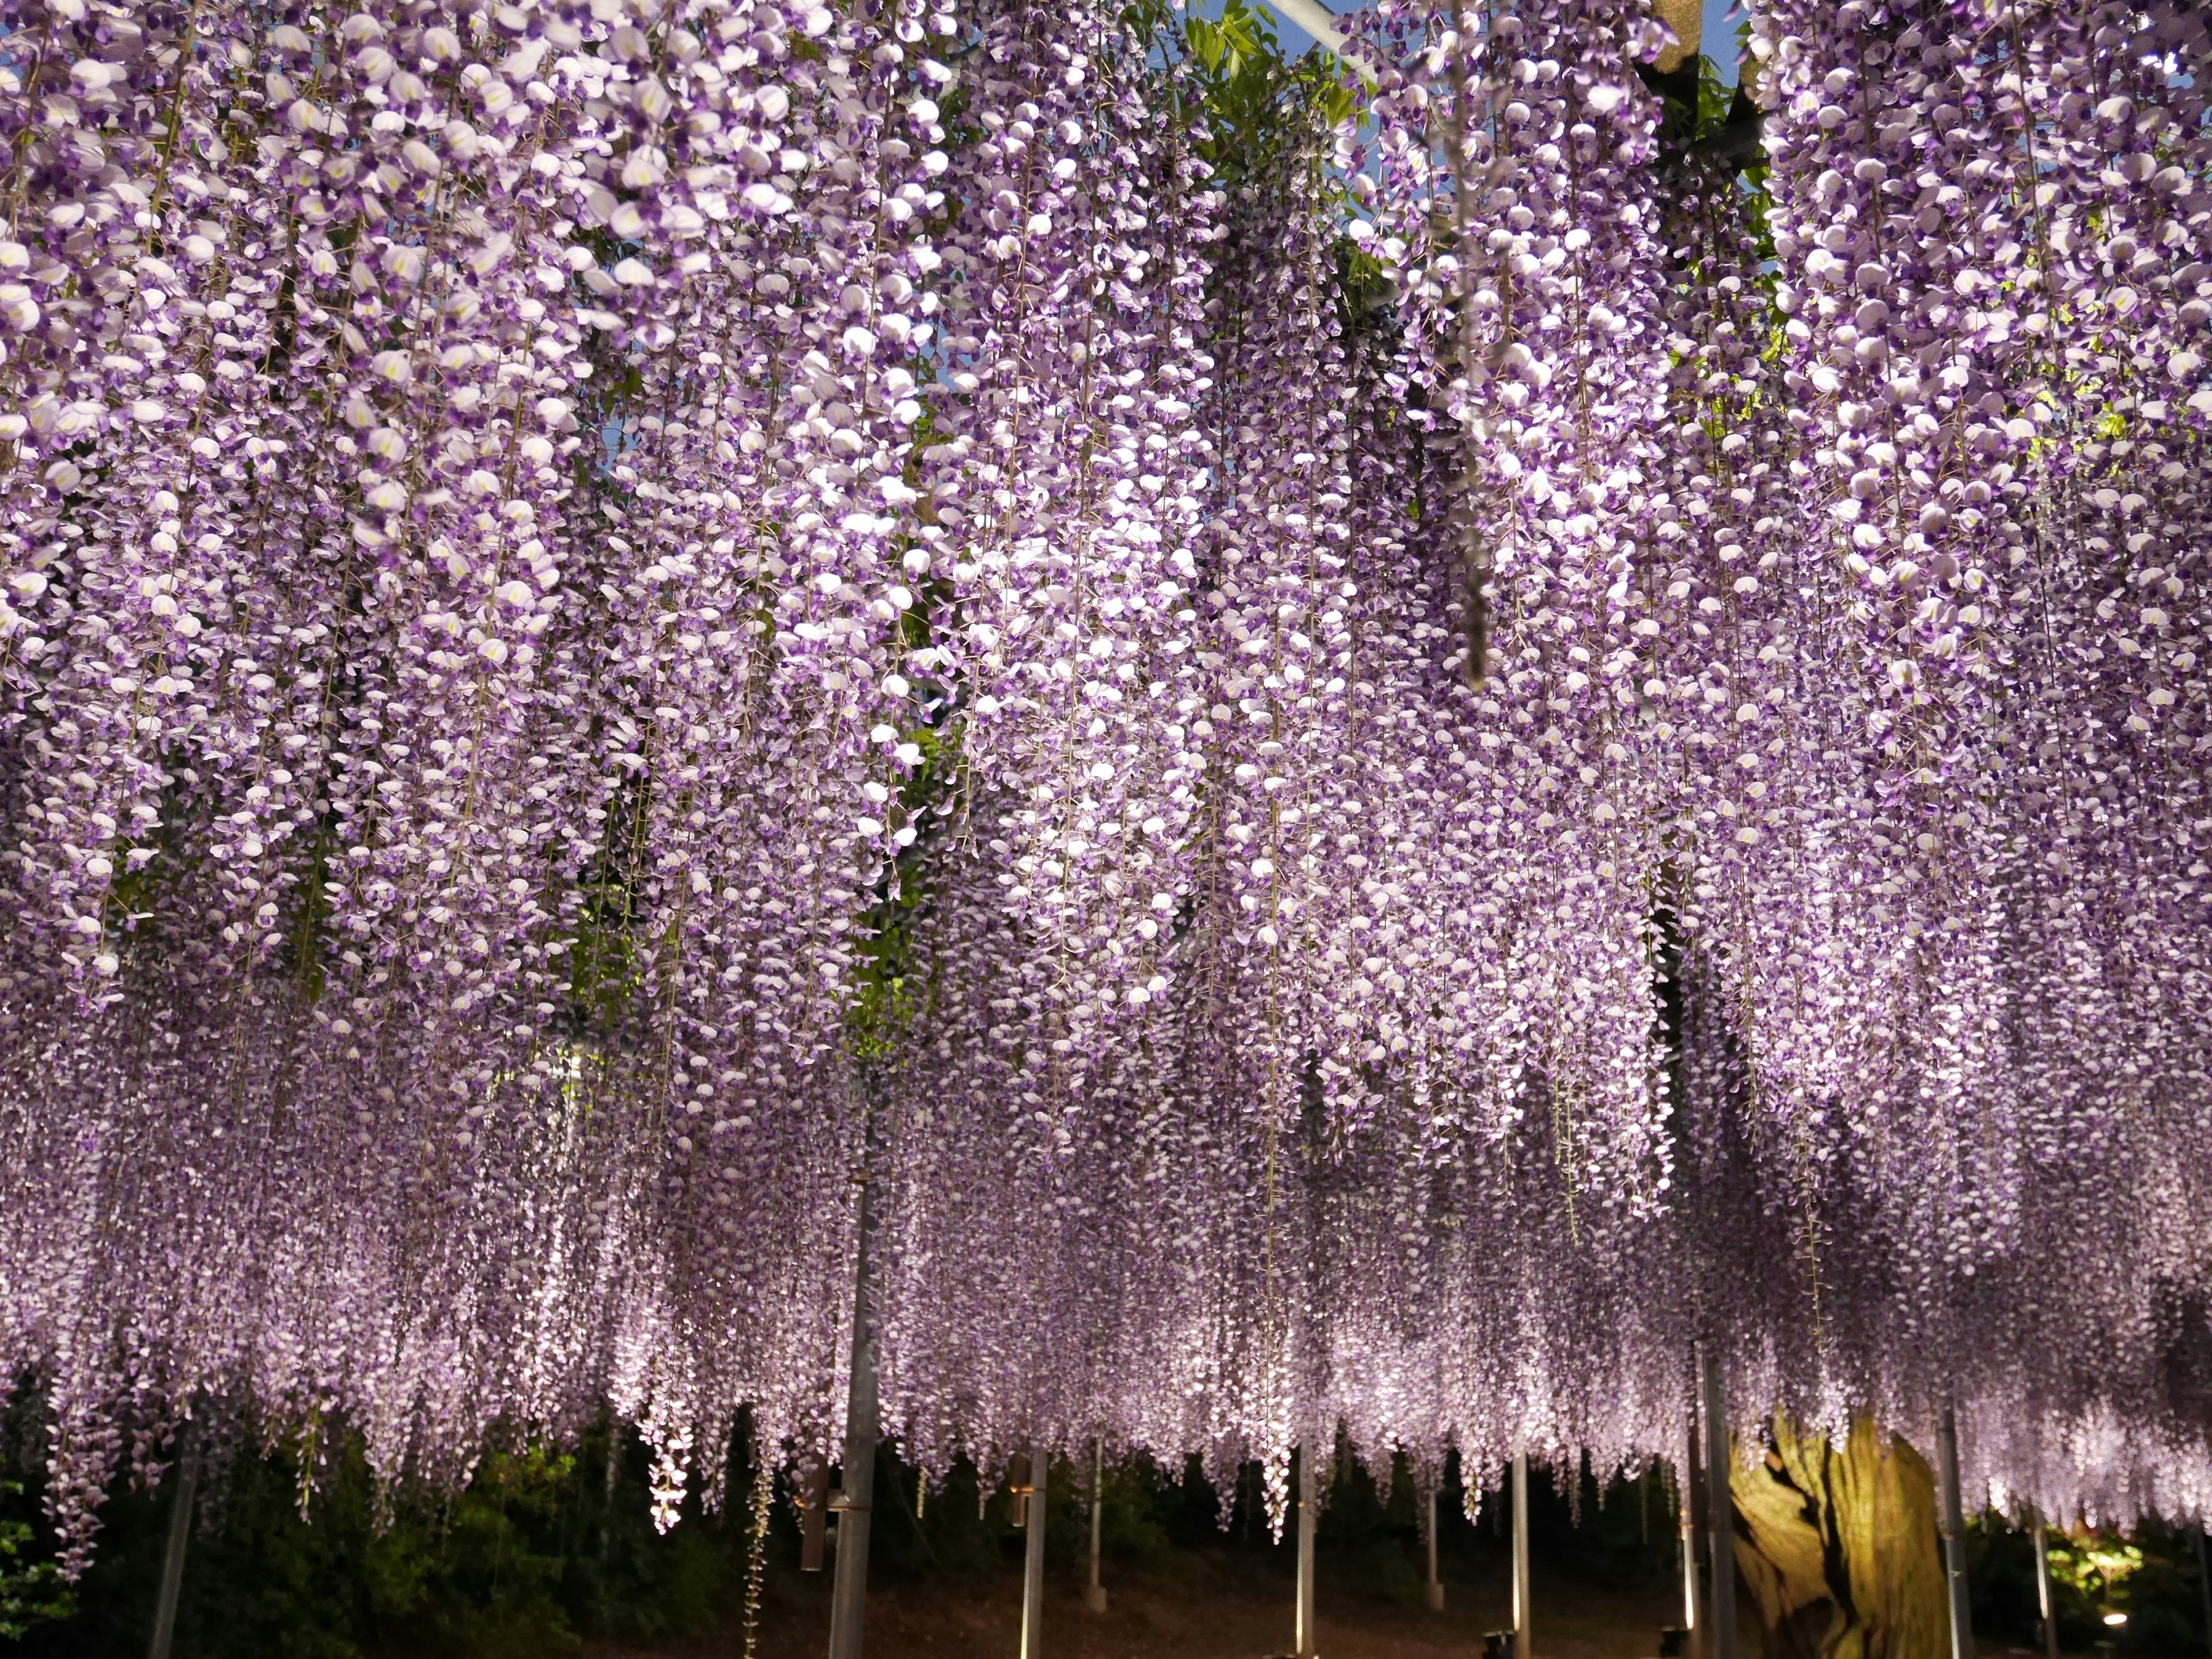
9;1418;748;1659
0;1479;73;1641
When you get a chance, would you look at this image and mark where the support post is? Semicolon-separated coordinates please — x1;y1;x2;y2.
1425;1480;1444;1611
825;1172;880;1659
1934;1404;1975;1659
1019;1439;1047;1659
2196;1525;2212;1659
1680;1402;1706;1656
146;1421;200;1659
2032;1510;2059;1659
1701;1346;1736;1659
1084;1438;1107;1613
800;1459;830;1572
1510;1452;1531;1659
1295;1444;1319;1659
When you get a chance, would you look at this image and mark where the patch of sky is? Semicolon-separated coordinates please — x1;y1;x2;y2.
1241;0;1746;86
1702;0;1744;85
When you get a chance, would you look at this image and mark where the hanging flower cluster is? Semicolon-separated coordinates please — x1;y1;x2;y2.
1;0;2209;1574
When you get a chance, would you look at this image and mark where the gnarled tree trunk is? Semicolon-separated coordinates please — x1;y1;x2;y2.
1730;1415;1949;1659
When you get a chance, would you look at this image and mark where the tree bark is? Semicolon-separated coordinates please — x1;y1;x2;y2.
1730;1415;1949;1659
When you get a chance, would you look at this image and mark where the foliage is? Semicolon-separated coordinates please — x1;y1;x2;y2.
10;1423;743;1659
1968;1516;2212;1656
1180;0;1356;173
0;1482;71;1641
2046;1533;2144;1607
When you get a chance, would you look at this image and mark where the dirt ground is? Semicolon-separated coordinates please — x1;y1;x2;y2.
612;1553;2073;1659
641;1551;1694;1659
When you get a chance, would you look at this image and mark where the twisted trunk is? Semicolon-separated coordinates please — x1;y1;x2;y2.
1732;1415;1949;1659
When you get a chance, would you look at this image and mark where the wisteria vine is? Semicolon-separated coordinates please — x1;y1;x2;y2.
0;0;2207;1573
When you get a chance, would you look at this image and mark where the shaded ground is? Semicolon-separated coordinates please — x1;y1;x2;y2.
612;1551;2096;1659
624;1549;1691;1659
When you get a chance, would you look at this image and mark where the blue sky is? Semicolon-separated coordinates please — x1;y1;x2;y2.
1262;0;1745;85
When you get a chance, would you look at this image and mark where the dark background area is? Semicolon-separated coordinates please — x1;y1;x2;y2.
0;1406;2203;1658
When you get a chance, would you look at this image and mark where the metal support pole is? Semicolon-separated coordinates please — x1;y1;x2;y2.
1019;1439;1048;1659
1680;1406;1706;1655
800;1459;830;1572
146;1421;200;1659
1702;1347;1736;1659
1425;1481;1444;1611
2194;1525;2212;1659
1295;1445;1319;1659
1511;1453;1531;1659
826;1175;880;1659
2196;1525;2212;1659
1084;1438;1107;1613
1934;1404;1975;1659
2032;1511;2059;1659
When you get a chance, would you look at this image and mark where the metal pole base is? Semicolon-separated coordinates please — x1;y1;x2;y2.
1423;1483;1443;1613
1296;1444;1319;1659
1702;1351;1737;1659
1510;1453;1531;1659
1935;1406;1975;1659
147;1423;201;1659
1082;1585;1108;1613
1018;1441;1048;1659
